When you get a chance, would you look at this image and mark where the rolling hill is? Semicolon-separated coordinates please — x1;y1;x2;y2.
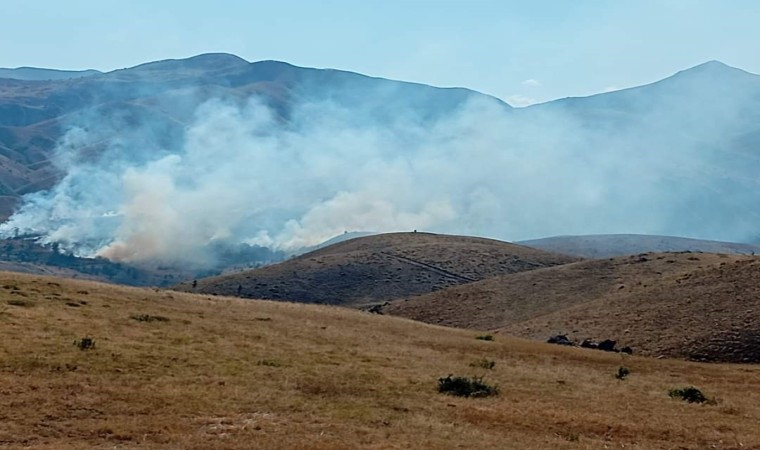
175;232;578;306
2;271;760;449
385;252;760;363
518;234;760;258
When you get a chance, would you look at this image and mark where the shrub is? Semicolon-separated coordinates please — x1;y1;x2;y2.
75;336;96;351
7;299;32;307
615;367;630;380
669;386;707;404
470;358;496;370
257;359;282;367
475;334;494;341
438;375;498;397
130;314;170;322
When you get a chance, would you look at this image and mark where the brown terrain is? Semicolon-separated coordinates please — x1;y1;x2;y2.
3;271;760;449
175;232;578;307
518;234;760;258
385;252;760;363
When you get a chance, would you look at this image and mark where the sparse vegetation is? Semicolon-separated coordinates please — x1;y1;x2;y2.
6;299;32;307
390;252;760;363
476;334;494;341
615;366;630;380
130;313;170;323
75;336;95;350
669;386;708;404
257;359;282;367
438;375;499;397
2;271;760;449
470;358;496;370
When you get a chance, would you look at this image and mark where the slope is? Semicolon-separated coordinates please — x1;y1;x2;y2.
175;232;578;306
518;234;760;258
386;252;760;362
2;272;760;449
0;53;506;221
0;67;101;81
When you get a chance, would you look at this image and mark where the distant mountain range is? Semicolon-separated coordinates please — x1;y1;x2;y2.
0;67;101;81
0;53;503;220
1;53;760;260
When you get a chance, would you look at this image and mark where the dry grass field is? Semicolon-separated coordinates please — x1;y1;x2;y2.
177;232;577;306
2;271;760;449
386;252;760;363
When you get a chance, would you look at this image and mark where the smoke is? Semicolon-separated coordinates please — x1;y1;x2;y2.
2;66;759;268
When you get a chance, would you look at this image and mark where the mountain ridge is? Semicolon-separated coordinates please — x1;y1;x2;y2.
1;54;760;267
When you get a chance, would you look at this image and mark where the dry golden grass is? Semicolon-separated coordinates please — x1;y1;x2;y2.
177;232;577;306
387;252;760;362
2;271;760;449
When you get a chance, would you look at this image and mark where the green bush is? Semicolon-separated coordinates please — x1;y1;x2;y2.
615;367;630;380
669;386;707;404
75;336;96;351
438;375;498;398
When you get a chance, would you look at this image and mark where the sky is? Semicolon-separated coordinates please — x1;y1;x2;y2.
2;0;760;105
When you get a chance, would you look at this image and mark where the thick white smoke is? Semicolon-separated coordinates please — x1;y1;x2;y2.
1;70;758;268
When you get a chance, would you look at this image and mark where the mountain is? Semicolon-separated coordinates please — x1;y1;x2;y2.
518;234;760;258
514;60;760;243
385;252;760;363
2;55;760;275
0;53;505;219
0;67;101;81
5;271;760;448
175;232;578;306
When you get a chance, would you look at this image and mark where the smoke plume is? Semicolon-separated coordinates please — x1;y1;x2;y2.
2;65;759;267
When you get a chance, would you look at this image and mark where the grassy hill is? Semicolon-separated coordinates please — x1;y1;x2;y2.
175;232;578;307
386;252;760;363
518;234;760;258
2;271;760;449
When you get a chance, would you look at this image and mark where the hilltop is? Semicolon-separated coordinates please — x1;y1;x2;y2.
386;252;760;363
2;271;760;448
175;232;578;306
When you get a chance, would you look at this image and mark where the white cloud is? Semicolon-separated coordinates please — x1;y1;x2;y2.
506;94;538;107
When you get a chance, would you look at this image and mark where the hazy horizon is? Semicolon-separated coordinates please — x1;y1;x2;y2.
4;0;760;105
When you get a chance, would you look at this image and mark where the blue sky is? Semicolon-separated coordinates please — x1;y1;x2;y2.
3;0;759;105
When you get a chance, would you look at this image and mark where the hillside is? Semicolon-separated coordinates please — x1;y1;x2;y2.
2;271;760;449
3;57;760;271
175;232;579;306
518;234;760;258
0;67;101;81
0;54;502;221
386;252;760;363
